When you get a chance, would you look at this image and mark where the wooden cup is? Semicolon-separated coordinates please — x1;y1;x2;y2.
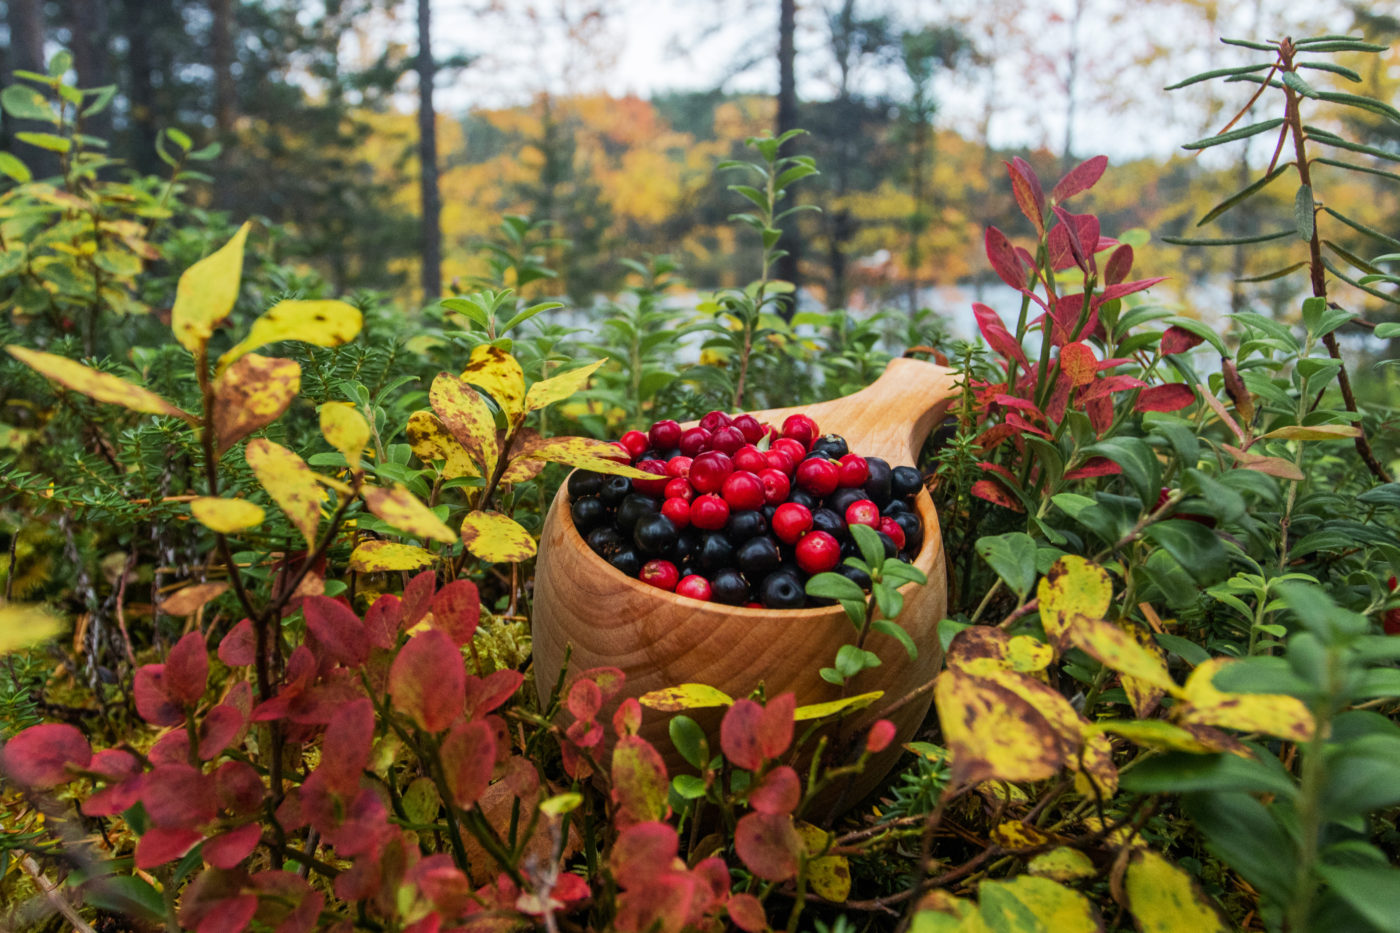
532;357;960;808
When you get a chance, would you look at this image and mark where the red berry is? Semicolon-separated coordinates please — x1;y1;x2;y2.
796;458;840;497
666;455;693;478
781;414;819;448
676;575;713;601
765;449;796;474
772;502;813;544
758;468;791;505
648;419;682;451
711;425;746;455
732;444;767;474
745;601;764;609
771;437;808;461
663;477;693;501
795;531;841;574
846;499;881;529
620;430;649;460
679;427;711;457
879;516;906;550
690;451;734;494
721;471;765;511
661;497;692;528
639;560;680;591
732;414;764;444
633;459;670;496
690;494;731;530
837;453;869;488
699;410;733;432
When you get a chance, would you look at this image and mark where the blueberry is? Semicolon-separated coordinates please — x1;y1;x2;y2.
759;570;806;609
672;530;700;571
616;493;659;535
863;457;892;506
599;474;632;506
696;533;735;574
711;568;749;605
882;499;910;517
810;433;849;459
609;547;642;576
788;488;819;510
570;496;607;532
810;507;846;539
891;465;923;500
586;526;625;559
825;486;866;516
634;514;678;557
894;512;924;554
726;509;767;544
736;535;782;579
876;531;897;558
567;470;604;499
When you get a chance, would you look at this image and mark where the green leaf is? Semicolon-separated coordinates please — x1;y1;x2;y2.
850;523;885;570
1183;118;1285;151
668;715;707;770
1161;229;1294;248
1;85;56;122
1083;436;1160;506
1294;185;1315;241
1159;316;1229;356
1154;633;1211;666
1315;91;1400;125
1282;71;1319;98
1121;752;1296;797
1315;864;1400;930
1298;40;1388;53
672;774;707;799
871;619;917;660
1196;163;1291;226
975;532;1038;599
1145;520;1227;583
805;572;865;602
1163;63;1271;90
1236;261;1309;283
0;151;30;183
1298;61;1362;82
1181;791;1295;905
834;644;880;679
16;131;72;153
1306;131;1400;165
1324;207;1400;250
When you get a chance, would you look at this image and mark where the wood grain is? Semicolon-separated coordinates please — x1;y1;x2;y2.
532;357;960;808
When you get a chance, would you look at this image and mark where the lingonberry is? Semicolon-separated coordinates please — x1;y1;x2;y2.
846;498;881;529
771;437;808;462
660;497;691;529
619;430;650;460
891;465;923;499
648;419;682;451
795;531;841;574
632;459;670;496
663;477;693;501
732;413;765;444
878;516;906;550
772;502;813;544
732;444;768;474
690;494;731;531
690;451;734;495
711;425;746;455
676;575;713;601
639;560;680;591
759;569;806;609
780;413;819;448
678;427;711;457
699;410;733;432
758;467;791;505
665;455;693;478
837;453;869;488
722;471;765;511
765;449;796;474
795;458;840;497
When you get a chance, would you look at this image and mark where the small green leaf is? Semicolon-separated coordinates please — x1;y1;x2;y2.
975;532;1038;599
1281;71;1318;99
1294;185;1315;241
1183;118;1285;151
1;85;56;122
805;572;865;602
669;715;707;770
1196;163;1291;226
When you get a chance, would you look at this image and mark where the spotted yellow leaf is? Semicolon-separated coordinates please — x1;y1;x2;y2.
1066;614;1181;697
1119;620;1172;718
520;436;655;479
361;484;456;544
524;358;606;412
171;221;250;353
1179;658;1315;743
1089;720;1225;755
320;401;370;466
976;876;1102;932
349;540;437;572
1038;556;1113;649
793;690;883;721
405;410;479;479
1007;635;1054;672
639;683;734;711
1073;729;1118;797
218;299;363;370
796;822;851;902
190;496;265;534
211;353;300;455
430;373;499;478
462;344;525;421
459;509;535;562
1124;850;1231;933
0;604;64;656
244;438;324;546
991;820;1052;853
7;346;194;423
935;669;1064;785
1027;847;1096;882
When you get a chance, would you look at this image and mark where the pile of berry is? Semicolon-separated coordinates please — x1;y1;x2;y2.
565;411;925;608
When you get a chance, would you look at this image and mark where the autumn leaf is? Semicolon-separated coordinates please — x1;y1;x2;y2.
320;401;371;466
405;410;479;479
430;373;499;478
460;510;536;562
160;582;230;617
935;669;1064;785
218;299;363;370
0;604;64;656
190;497;265;534
1124;850;1231;933
1178;658;1315;742
361;484;456;544
1037;556;1114;648
462;344;526;421
518;436;656;478
171;221;250;353
638;683;734;711
7;346;194;423
611;735;670;826
349;540;436;572
797;822;852;902
1065;613;1182;697
244;438;324;546
211;353;301;455
389;629;465;733
524;358;606;411
792;691;883;721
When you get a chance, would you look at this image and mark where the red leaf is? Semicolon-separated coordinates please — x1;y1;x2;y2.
748;765;800;815
866;719;897;753
135;827;204;869
608;821;679;886
363;594;402;650
83;774;143;816
614;697;643;737
984;226;1027;290
1161;325;1205;356
166;631;210;706
1081;374;1146;402
611;734;670;826
1006;158;1046;233
388;630;465;733
218;619;257;667
214;761;266;816
90;748;141;781
1064;457;1124;480
464;669;523;719
134;665;185;726
1136;383;1198;413
1099;276;1167;302
402;570;436;628
991;393;1043;416
198;705;245;760
430;579;481;646
302;596;368;667
1051;155;1108;203
728;892;768;933
148;730;191;765
971;479;1025;512
1;723;92;788
203;823;261;869
735;812;801;882
758;693;795;760
579;666;626;703
320;698;374;796
720;700;765;771
1005;413;1052;439
1049;206;1094;273
1059;342;1098;387
552;872;590;906
143;763;217;828
1087;395;1114;435
441;719;496;808
973;303;1029;370
1104;244;1134;286
978;460;1021;486
567;678;603;722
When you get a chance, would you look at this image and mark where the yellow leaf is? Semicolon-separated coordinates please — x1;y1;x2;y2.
361;484;456;544
520;436;655;479
171;221;250;353
935;669;1064;785
538;792;582;817
959;665;1084;755
793;690;883;721
796;822;851;902
638;683;735;711
1037;556;1113;649
990;820;1051;853
1027;847;1096;882
190;496;265;534
211;353;300;455
1065;614;1181;697
348;540;437;572
0;604;64;655
945;626;1013;672
218;299;363;370
462;344;526;421
976;876;1102;932
320;401;370;466
459;510;535;562
244;439;325;546
524;358;606;411
1259;424;1361;442
405;410;479;479
1179;658;1315;743
6;346;194;423
1124;850;1231;933
1119;620;1171;718
161;582;230;617
1090;720;1226;755
1072;729;1118;797
1007;635;1054;673
430;373;499;478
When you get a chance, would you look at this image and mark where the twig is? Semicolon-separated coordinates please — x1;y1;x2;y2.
20;855;99;933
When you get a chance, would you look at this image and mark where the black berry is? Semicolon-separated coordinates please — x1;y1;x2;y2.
891;465;923;499
711;569;749;605
759;570;806;609
725;509;767;544
634;514;678;557
571;496;607;533
863;457;892;506
599;475;632;506
567;470;604;499
736;535;782;579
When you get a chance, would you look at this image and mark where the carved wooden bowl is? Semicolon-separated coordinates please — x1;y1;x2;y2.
532;357;959;808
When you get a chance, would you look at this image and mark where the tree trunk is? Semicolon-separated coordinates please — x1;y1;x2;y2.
6;0;60;178
121;0;159;176
211;0;237;134
772;0;800;317
416;0;443;304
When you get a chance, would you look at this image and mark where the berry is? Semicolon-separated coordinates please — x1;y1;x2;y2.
758;468;791;505
690;451;734;494
570;496;607;533
696;533;735;574
586;526;625;559
711;569;750;605
663;477;693;501
837;453;869;488
891;465;923;499
678;427;711;457
795;531;841;574
780;414;819;448
725;509;767;544
765;449;796;474
771;437;808;462
882;499;910;517
672;530;700;570
722;471;766;511
676;575;713;601
772;502;813;544
846;499;881;529
660;497;691;529
795;458;840;497
639;560;679;591
690;494;731;531
736;535;782;579
619;430;649;460
836;561;872;589
666;455;693;478
759;570;806;609
609;548;642;577
699;410;733;432
732;445;768;473
632;459;670;496
616;494;659;534
863;457;892;506
711;425;746;455
878;516;906;550
599;475;631;507
787;488;819;510
810;507;846;539
810;433;849;460
826;486;867;517
629;517;673;561
732;414;765;444
648;419;682;451
893;512;923;554
567;471;603;499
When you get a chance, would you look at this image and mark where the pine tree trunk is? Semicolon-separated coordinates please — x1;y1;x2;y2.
6;0;60;178
121;0;160;176
211;0;237;134
773;0;800;318
417;0;443;303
